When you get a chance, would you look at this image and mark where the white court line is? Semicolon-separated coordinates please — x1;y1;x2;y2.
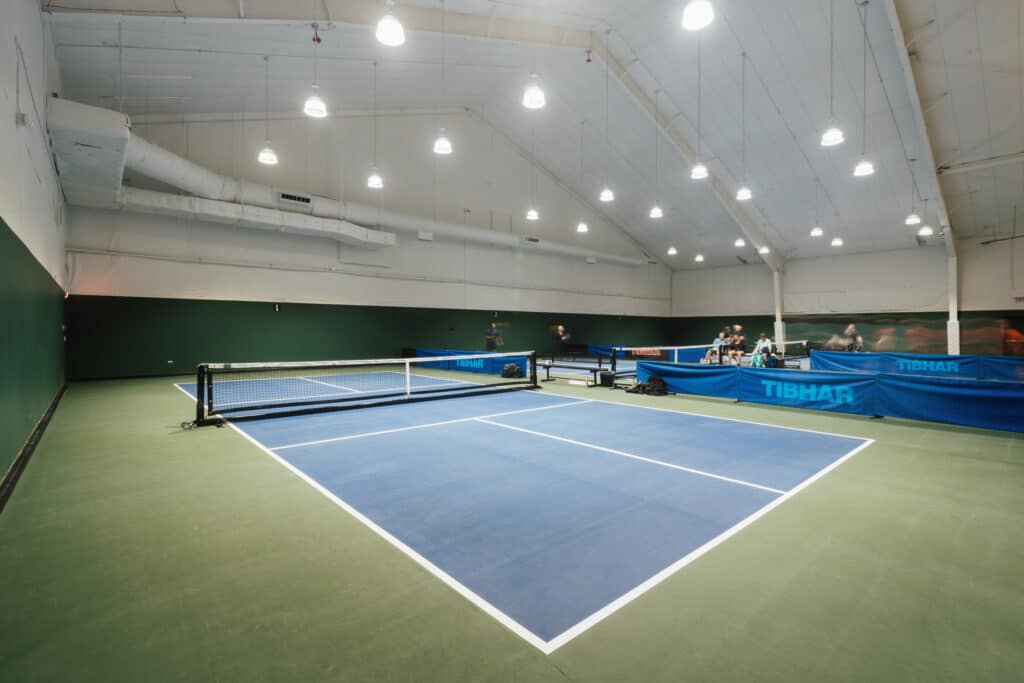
474;418;786;495
298;376;359;393
170;381;874;654
541;438;875;653
220;419;552;654
209;378;478;410
271;400;591;451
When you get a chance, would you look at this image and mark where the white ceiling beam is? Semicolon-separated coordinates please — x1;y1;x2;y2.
883;0;955;256
937;151;1024;177
589;33;783;272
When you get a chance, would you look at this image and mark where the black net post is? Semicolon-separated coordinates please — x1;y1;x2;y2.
204;365;214;424
528;351;538;386
195;364;207;425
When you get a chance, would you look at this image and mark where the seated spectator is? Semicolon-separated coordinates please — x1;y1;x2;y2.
704;332;727;364
729;325;746;365
847;335;865;352
751;332;772;367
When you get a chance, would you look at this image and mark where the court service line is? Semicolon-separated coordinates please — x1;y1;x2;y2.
474;418;786;495
270;399;593;451
298;376;359;393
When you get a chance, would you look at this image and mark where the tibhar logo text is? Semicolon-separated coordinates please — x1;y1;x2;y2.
896;359;959;374
457;359;485;369
762;380;854;405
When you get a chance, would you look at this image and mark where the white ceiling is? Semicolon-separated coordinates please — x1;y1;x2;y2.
44;0;978;269
897;0;1024;242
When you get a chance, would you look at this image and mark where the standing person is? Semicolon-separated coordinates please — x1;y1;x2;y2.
484;322;503;352
552;324;571;361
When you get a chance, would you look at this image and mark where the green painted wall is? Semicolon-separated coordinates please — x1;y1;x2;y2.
0;218;65;478
65;296;672;379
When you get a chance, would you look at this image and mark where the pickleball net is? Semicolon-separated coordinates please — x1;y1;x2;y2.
189;351;538;425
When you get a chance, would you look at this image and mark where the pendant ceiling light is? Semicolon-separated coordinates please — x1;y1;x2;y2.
734;237;746;248
916;198;932;236
600;30;614;203
758;245;770;255
367;61;383;189
667;245;678;256
577;121;588;234
821;0;844;146
809;177;823;236
853;0;874;177
905;163;920;224
650;89;663;219
376;0;406;47
691;32;708;180
736;52;752;201
681;0;714;31
831;236;844;247
522;72;546;109
526;118;539;222
433;1;452;155
258;55;278;165
303;24;328;118
694;253;705;263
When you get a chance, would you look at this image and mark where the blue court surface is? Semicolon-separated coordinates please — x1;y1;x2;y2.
175;383;871;653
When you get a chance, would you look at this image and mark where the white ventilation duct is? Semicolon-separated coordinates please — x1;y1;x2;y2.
123;134;650;267
119;187;395;248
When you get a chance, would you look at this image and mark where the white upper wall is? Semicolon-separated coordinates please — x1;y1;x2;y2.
0;3;65;285
958;237;1024;312
672;246;951;317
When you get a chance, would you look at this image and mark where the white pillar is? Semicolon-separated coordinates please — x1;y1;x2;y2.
947;255;960;354
772;269;786;350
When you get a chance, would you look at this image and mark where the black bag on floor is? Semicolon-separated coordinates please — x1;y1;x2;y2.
646;375;667;396
501;362;523;378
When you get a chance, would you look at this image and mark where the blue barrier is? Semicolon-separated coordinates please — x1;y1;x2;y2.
811;349;1023;381
737;367;876;416
875;374;1024;433
636;361;737;399
635;361;1023;432
415;349;529;376
978;356;1024;382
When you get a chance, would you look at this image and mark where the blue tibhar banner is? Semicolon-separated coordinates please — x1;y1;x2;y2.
737;367;876;416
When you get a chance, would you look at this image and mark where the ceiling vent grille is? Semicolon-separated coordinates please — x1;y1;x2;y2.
279;192;313;210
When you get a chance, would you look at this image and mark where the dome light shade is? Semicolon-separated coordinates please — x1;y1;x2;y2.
681;0;714;31
376;2;406;46
576;221;589;233
433;128;452;155
522;73;546;109
831;236;843;247
821;125;844;147
810;226;824;237
667;245;678;256
257;141;278;165
758;245;770;255
694;253;705;263
599;187;614;202
367;168;383;189
905;212;921;226
853;159;875;177
734;237;746;248
691;163;709;180
526;208;539;221
303;86;328;118
649;205;663;219
918;225;934;237
736;186;752;201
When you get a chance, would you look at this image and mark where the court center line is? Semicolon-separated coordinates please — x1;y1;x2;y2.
271;399;593;451
474;418;786;495
298;376;359;393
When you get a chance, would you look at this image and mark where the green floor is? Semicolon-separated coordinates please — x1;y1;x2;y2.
1;377;1021;682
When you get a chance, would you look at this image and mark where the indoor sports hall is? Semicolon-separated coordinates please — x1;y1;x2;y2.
2;1;1022;681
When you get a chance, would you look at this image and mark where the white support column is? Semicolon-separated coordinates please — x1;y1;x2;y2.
772;269;786;351
947;255;960;354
